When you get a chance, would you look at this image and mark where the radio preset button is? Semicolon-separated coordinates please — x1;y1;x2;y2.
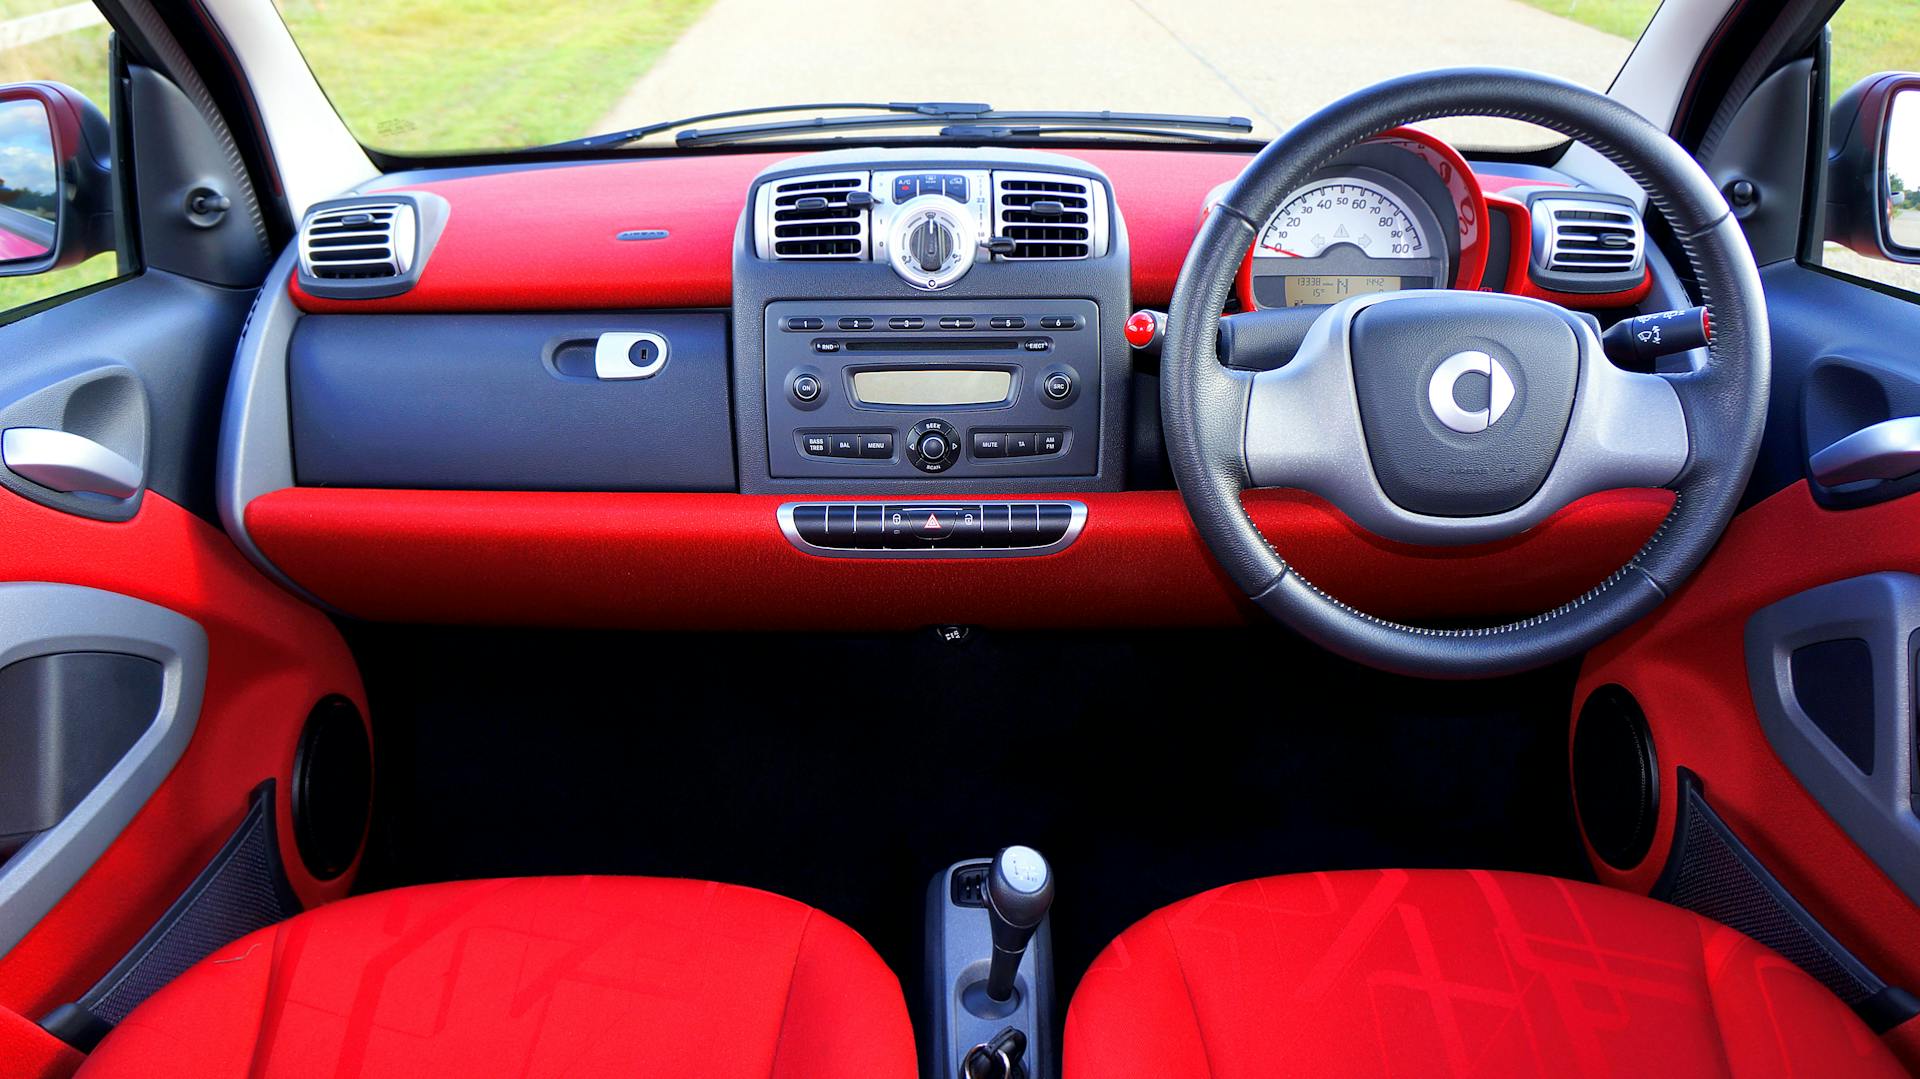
888;316;924;330
1039;315;1081;330
990;316;1025;330
837;317;873;330
938;316;975;330
785;317;824;331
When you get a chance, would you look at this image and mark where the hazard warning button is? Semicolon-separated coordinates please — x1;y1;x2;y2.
888;505;960;544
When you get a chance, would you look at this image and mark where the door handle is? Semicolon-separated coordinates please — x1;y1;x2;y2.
1809;416;1920;487
1;428;143;500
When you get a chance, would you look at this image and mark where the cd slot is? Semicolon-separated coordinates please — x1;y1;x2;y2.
842;338;1020;352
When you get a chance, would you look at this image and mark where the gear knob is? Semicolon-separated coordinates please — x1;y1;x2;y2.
985;845;1053;1003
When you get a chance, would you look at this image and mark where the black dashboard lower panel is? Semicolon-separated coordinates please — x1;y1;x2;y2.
289;312;735;491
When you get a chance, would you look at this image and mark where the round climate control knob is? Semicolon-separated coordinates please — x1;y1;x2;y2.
905;418;959;473
886;195;977;291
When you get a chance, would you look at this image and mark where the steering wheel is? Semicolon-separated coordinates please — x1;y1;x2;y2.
1163;69;1769;678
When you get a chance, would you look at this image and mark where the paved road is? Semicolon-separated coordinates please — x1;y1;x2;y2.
599;0;1632;147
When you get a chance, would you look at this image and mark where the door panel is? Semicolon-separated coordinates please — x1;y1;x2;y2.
0;484;364;1018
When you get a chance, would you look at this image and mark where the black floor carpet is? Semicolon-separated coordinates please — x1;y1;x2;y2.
347;623;1589;1038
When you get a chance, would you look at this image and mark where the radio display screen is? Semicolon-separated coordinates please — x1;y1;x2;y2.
852;369;1013;407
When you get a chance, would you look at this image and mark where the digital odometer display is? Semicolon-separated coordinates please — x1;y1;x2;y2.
1281;275;1405;307
1258;178;1427;259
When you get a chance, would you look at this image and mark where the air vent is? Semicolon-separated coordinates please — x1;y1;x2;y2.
993;172;1106;260
299;201;415;281
760;173;871;260
1528;195;1645;295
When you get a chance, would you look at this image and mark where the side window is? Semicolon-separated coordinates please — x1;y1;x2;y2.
0;2;129;321
1813;4;1920;296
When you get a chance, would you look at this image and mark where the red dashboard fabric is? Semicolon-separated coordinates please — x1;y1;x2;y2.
243;487;1672;630
75;876;916;1079
1065;869;1904;1078
284;148;1555;314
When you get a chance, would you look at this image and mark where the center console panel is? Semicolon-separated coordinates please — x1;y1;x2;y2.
766;299;1100;480
732;147;1132;496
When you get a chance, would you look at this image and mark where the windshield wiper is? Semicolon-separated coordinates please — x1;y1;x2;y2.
531;103;1252;152
532;101;998;152
674;109;1253;148
935;123;1257;146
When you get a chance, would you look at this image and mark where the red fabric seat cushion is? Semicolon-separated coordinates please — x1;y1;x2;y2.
1066;869;1904;1078
76;876;915;1078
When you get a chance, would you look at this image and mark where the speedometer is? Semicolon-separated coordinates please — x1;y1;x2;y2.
1257;178;1427;260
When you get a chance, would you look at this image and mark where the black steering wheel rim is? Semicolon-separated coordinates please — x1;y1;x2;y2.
1161;68;1769;678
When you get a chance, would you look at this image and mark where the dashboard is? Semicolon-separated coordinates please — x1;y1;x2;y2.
222;137;1675;630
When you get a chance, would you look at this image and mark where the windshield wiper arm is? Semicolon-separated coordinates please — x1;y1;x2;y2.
531;101;997;152
673;109;1253;148
937;123;1258;146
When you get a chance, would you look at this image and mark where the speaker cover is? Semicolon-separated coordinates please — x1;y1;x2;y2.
291;695;373;881
1572;684;1659;870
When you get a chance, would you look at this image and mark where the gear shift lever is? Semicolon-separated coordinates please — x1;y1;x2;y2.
984;845;1053;1003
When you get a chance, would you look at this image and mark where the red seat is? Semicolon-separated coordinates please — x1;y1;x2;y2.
1066;869;1905;1078
76;876;915;1078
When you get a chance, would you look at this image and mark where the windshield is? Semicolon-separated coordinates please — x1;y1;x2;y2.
274;0;1661;155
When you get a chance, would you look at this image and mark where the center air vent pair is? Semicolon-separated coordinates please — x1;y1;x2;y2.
754;168;1108;281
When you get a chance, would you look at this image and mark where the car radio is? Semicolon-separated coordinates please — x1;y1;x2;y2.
765;299;1100;479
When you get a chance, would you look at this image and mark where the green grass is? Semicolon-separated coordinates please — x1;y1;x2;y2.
0;253;120;315
1828;0;1920;95
1522;0;1920;99
274;0;715;153
1516;0;1661;42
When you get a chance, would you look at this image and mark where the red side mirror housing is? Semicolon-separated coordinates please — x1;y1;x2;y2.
0;81;112;278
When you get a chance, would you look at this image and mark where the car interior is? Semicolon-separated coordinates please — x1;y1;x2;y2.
4;0;1920;1075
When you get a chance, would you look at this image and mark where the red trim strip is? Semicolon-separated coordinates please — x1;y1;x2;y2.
244;487;1672;629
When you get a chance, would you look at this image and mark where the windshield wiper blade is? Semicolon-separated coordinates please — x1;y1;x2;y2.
531;101;996;152
937;123;1259;146
673;109;1253;148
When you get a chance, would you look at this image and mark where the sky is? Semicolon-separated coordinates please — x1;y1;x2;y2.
1889;90;1920;193
0;99;55;204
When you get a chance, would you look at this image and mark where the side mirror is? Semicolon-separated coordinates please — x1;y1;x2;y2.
1827;72;1920;265
0;82;112;278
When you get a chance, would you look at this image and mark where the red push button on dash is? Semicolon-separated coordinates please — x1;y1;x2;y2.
1124;310;1161;349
